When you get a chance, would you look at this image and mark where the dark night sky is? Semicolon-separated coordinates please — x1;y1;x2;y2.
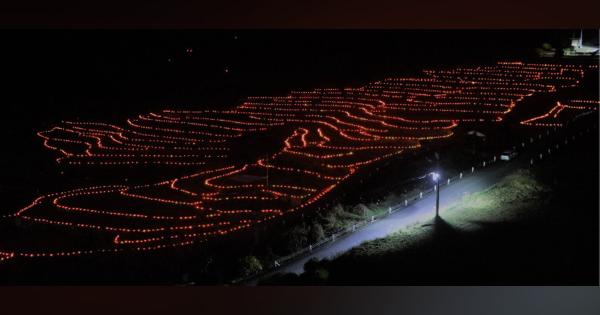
0;0;599;28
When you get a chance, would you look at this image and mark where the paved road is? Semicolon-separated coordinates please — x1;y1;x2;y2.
246;126;583;284
277;157;527;275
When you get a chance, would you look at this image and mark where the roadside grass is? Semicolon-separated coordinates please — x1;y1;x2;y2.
322;184;436;233
442;169;551;227
335;168;550;258
265;168;550;268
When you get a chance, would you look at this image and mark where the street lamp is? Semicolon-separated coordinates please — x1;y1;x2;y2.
431;171;440;218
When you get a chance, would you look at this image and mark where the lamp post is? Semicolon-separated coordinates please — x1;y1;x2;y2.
431;172;440;218
433;152;441;219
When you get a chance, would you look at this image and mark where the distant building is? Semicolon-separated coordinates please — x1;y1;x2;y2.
466;130;486;138
536;43;556;58
466;130;487;154
563;30;599;57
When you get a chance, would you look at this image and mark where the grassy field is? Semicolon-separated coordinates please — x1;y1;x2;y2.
262;127;599;285
346;169;551;257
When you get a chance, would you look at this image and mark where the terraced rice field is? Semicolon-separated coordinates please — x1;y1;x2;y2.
1;61;597;263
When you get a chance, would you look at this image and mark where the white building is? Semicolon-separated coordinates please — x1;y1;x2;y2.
563;30;599;57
